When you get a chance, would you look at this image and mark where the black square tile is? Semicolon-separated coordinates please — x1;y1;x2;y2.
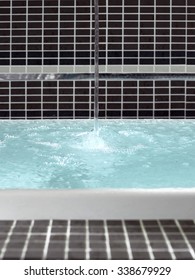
31;226;48;233
0;241;5;250
0;226;12;233
15;221;31;227
51;226;67;233
0;234;8;241
29;235;46;242
90;251;108;260
132;251;150;260
125;221;140;226
153;251;172;260
162;226;181;233
125;226;142;233
108;226;124;233
48;242;65;250
107;220;122;226
175;251;194;260
68;251;86;260
111;250;129;260
90;235;106;242
12;226;30;234
52;220;68;226
128;233;145;241
69;241;86;250
144;226;162;233
6;241;25;250
109;234;125;242
24;250;43;260
178;220;195;226
147;233;165;241
170;242;189;250
143;220;159;226
166;234;184;241
181;226;195;233
71;220;86;226
33;220;50;227
70;227;86;234
27;242;45;250
46;250;65;260
89;242;106;249
50;235;66;242
89;226;105;234
69;235;85;242
109;241;127;250
0;221;13;227
88;220;104;227
160;220;177;226
150;241;168;250
3;250;22;260
130;241;148;250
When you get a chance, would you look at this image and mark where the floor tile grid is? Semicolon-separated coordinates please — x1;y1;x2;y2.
0;220;195;260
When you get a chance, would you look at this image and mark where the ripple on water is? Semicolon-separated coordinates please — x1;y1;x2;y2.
34;141;61;149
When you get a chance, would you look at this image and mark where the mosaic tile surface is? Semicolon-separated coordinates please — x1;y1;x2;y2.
0;220;194;260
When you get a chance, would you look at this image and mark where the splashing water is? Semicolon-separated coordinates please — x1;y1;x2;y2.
0;120;195;189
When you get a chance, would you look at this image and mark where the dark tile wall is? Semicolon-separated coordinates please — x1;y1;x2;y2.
0;0;195;66
0;80;195;119
0;0;195;119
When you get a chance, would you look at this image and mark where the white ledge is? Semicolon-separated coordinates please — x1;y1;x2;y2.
0;189;195;220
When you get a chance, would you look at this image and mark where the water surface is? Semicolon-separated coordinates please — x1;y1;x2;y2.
0;120;195;189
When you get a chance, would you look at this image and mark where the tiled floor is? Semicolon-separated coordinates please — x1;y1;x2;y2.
0;220;194;260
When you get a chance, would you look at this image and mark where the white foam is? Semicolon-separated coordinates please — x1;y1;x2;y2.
75;131;111;152
35;141;60;149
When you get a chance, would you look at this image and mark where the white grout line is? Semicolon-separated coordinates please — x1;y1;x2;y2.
58;0;60;74
21;220;34;260
9;81;11;120
138;0;140;73
169;80;171;119
153;0;156;74
122;0;124;74
104;220;111;260
73;0;76;73
0;221;17;259
158;221;176;260
25;80;27;119
25;0;28;74
175;220;195;259
122;220;133;259
153;79;155;119
169;0;172;73
185;0;187;119
184;79;187;119
140;220;154;260
57;80;59;119
106;0;108;73
42;220;53;260
41;80;43;119
73;80;75;119
64;220;71;260
9;0;12;75
42;0;44;74
89;0;92;120
137;80;139;119
185;0;187;73
85;220;90;260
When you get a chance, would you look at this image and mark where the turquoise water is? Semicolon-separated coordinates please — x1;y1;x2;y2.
0;120;195;189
